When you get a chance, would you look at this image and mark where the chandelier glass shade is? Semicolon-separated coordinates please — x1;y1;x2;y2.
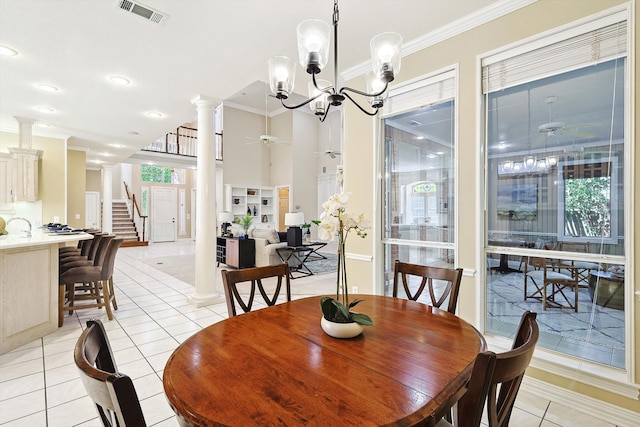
268;0;402;121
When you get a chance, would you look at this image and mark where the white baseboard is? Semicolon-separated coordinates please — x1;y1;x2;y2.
522;376;640;426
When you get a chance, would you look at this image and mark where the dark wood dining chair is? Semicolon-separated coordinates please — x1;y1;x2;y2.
392;260;463;314
221;263;291;317
435;310;539;427
74;319;147;427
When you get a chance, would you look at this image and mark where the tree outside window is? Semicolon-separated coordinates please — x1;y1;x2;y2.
564;176;610;238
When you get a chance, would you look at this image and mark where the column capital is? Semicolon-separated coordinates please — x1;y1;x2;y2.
13;116;35;126
191;95;221;110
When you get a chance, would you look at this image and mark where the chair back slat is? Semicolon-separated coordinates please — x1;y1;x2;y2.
455;311;539;427
74;319;146;427
392;260;463;314
221;263;291;317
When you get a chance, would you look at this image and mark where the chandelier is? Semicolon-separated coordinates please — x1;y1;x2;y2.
268;0;402;122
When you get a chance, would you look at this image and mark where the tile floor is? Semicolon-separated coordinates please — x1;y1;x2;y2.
0;240;622;426
485;258;625;369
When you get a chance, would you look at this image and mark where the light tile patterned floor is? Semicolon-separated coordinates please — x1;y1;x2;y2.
486;259;625;369
0;241;621;426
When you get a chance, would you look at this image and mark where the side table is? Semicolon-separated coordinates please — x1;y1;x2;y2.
587;271;624;310
276;242;327;279
217;236;255;269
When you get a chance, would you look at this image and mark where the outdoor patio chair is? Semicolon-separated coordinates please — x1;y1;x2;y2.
524;256;579;311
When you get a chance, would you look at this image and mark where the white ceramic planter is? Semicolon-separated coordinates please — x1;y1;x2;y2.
320;317;364;339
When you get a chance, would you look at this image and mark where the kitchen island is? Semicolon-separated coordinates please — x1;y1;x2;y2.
0;231;92;354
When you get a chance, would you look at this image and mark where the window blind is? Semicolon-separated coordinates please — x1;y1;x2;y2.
383;70;455;116
482;13;627;94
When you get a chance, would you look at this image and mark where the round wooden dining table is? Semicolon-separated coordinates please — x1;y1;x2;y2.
163;295;486;426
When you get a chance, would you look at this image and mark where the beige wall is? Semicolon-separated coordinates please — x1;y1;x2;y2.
86;169;101;192
223;106;271;187
66;150;86;229
343;0;638;412
270;111;294;190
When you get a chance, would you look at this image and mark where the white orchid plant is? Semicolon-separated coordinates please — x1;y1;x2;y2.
314;192;372;325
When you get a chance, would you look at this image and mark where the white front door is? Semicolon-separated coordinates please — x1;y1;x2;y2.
152;187;177;243
85;191;101;230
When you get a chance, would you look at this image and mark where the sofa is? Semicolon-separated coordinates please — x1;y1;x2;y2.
249;228;288;267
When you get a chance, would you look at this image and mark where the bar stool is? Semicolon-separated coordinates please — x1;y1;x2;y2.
58;238;124;326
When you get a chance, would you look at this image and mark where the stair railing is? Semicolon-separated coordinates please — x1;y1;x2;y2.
123;181;148;242
141;126;224;161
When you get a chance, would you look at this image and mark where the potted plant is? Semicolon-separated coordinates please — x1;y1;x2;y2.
315;192;372;338
239;212;253;237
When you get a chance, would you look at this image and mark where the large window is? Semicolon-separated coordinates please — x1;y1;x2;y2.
141;165;185;184
381;71;456;300
483;13;628;371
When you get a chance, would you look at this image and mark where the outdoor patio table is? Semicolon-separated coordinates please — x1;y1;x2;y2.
163;295;486;426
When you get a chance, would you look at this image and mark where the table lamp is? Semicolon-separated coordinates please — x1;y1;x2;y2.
218;211;234;236
284;212;305;246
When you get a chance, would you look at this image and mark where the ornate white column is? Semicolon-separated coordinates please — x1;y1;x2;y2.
102;165;113;233
188;95;223;307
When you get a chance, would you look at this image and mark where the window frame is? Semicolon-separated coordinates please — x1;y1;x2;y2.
376;67;460;296
479;4;634;392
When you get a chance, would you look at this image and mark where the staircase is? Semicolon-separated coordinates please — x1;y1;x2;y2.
111;201;147;247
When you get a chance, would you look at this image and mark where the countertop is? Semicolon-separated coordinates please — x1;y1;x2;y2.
0;230;92;250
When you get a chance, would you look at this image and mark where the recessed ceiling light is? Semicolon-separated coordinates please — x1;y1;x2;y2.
109;75;131;85
0;45;18;56
436;151;444;155
110;143;126;148
145;112;163;119
91;159;104;164
36;84;59;92
101;152;112;157
36;107;54;113
36;122;51;128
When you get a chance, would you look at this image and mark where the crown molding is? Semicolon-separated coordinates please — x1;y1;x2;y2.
342;0;538;81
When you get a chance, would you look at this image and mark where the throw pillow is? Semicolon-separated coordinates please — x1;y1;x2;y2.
252;228;279;244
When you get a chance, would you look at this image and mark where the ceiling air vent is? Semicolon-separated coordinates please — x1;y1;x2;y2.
118;0;167;24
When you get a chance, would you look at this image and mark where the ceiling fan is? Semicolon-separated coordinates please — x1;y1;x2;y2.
532;95;600;147
323;148;341;159
246;87;290;146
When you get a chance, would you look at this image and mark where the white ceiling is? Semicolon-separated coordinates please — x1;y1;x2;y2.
0;0;503;165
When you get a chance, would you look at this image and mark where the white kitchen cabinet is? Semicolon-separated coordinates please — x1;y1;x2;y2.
0;154;12;211
8;147;41;202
